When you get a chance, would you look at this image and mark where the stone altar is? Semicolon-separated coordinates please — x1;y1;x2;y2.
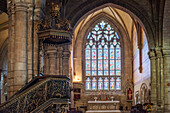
86;100;121;113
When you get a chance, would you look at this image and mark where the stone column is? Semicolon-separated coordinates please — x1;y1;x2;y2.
44;48;49;75
149;50;157;112
162;49;170;113
57;46;63;75
13;2;28;93
155;47;163;112
7;3;15;98
63;45;70;76
47;46;57;75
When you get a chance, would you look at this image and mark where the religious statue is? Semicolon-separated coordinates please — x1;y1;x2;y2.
127;88;132;100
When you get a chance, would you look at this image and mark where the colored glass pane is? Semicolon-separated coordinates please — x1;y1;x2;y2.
86;50;90;59
110;71;115;75
86;45;90;49
104;34;108;40
116;47;120;59
86;78;91;90
116;77;121;90
92;35;97;40
113;39;117;45
94;25;99;31
98;71;103;75
86;71;91;76
110;60;114;70
98;59;103;70
92;78;97;90
92;50;96;59
98;50;103;59
92;71;96;76
104;71;108;75
100;21;106;29
89;40;93;46
110;45;114;49
104;60;108;70
104;77;109;90
87;33;91;39
110;77;115;90
104;31;109;34
116;60;120;70
116;70;121;75
92;60;96;70
104;49;108;59
110;49;114;59
101;40;105;46
86;60;90;70
110;31;114;34
97;35;102;40
98;77;103;90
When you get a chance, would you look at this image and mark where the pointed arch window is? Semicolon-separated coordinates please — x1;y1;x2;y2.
85;20;121;91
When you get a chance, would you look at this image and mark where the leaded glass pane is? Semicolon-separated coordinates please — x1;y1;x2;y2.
116;60;121;70
86;50;90;59
86;60;90;70
116;77;121;90
116;45;120;59
116;70;121;76
110;49;114;59
86;77;91;90
92;50;96;59
98;59;103;70
110;60;114;70
92;60;96;70
98;77;103;90
104;71;108;76
98;50;103;59
86;71;91;76
110;77;115;90
110;71;115;75
92;78;97;90
104;77;109;90
104;60;108;70
98;71;103;76
92;71;96;76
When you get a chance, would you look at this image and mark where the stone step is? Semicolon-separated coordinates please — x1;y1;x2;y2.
86;110;121;113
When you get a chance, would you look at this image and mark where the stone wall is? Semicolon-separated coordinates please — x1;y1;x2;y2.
133;26;151;105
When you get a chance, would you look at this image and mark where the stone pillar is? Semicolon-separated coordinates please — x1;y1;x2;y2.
44;46;49;75
7;3;15;98
149;50;157;112
47;46;57;75
162;49;170;113
155;47;163;112
13;2;28;93
63;45;70;76
57;46;63;75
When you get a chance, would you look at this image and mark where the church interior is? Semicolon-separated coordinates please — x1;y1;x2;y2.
0;0;170;113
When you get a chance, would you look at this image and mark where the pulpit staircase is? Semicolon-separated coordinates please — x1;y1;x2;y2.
0;75;70;113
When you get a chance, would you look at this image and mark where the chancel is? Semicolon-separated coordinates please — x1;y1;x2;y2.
0;0;170;113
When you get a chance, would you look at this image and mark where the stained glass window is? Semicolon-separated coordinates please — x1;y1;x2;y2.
85;20;121;91
86;77;91;90
98;77;103;90
92;77;97;90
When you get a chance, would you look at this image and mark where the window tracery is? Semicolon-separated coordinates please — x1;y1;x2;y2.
85;20;121;91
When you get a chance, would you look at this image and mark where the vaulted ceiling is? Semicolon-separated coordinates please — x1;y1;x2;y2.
74;6;135;42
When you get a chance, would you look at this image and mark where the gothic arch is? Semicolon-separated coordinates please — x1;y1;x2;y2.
73;12;133;94
68;1;155;49
140;83;148;104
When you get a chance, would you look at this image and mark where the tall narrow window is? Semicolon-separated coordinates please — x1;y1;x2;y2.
85;20;121;91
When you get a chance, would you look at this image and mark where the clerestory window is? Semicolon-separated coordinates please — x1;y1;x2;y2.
85;20;121;91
